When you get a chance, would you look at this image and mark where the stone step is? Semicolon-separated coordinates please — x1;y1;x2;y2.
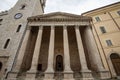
4;78;119;80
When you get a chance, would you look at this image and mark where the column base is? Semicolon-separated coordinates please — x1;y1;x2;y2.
25;71;37;80
97;70;110;79
62;79;75;80
44;72;54;79
44;78;55;80
6;71;18;79
81;70;94;80
117;76;120;79
64;71;74;79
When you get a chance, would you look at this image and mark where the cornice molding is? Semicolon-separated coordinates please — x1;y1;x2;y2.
82;2;120;16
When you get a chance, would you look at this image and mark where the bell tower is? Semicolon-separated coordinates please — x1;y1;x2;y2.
0;0;46;79
9;0;46;18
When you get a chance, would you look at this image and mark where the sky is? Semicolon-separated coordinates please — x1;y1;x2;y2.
0;0;120;14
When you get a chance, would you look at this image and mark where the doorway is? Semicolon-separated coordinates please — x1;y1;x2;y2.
56;55;63;72
110;53;120;76
37;64;42;71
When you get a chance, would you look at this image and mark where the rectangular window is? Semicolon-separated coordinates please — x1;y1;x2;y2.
95;17;101;22
106;40;112;46
16;25;21;32
100;26;106;33
0;19;3;25
4;39;10;49
117;11;120;15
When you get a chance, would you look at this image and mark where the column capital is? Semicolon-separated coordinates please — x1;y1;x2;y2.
27;26;31;30
51;25;55;30
63;25;67;29
75;25;80;27
75;25;80;29
38;26;43;30
86;26;92;30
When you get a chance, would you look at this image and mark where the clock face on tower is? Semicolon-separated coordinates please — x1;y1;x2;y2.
14;13;23;19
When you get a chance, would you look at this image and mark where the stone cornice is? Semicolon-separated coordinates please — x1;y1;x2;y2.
0;10;8;16
28;18;92;22
29;12;82;18
82;2;120;16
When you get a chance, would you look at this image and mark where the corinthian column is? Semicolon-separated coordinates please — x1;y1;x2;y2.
45;26;55;79
85;26;110;79
63;25;73;79
63;26;72;72
7;26;31;78
26;26;43;79
75;25;93;79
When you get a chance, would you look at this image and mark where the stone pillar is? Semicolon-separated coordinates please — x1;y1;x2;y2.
63;25;73;80
7;26;31;79
85;26;110;79
26;26;43;79
45;26;55;79
75;25;93;79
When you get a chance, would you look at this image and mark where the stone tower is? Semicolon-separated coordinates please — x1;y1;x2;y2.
0;0;46;79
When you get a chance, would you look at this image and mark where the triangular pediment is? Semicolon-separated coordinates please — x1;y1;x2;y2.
29;12;82;19
28;12;91;21
41;12;81;19
42;14;76;19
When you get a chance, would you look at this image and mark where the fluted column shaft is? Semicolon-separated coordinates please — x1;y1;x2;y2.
63;26;72;72
84;26;110;79
85;26;104;71
28;26;43;72
45;26;55;72
73;26;94;79
75;26;89;71
13;27;31;72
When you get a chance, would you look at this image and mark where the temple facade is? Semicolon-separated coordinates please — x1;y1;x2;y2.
0;0;119;80
8;12;110;80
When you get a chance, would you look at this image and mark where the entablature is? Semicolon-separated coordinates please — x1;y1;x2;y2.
27;12;92;23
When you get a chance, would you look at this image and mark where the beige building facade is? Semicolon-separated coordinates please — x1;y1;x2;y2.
0;0;119;80
82;2;120;79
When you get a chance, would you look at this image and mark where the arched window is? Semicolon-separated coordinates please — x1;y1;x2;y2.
4;39;10;49
0;62;2;71
16;25;22;32
110;53;120;76
110;53;119;59
56;55;63;71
